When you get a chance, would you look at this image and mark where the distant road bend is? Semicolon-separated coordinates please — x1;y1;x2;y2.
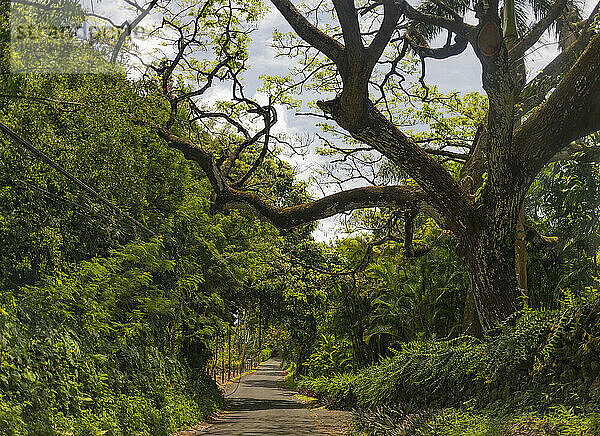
199;359;350;435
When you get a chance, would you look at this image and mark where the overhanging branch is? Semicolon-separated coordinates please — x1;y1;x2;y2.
516;33;600;178
409;34;468;59
518;1;599;114
270;0;345;66
508;0;567;65
159;129;429;229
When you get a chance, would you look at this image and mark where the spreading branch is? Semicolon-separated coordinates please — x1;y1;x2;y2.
516;33;600;178
366;0;404;70
270;0;345;65
159;128;428;229
508;0;567;64
333;0;363;53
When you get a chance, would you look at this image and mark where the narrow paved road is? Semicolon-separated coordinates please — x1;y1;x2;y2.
200;359;350;435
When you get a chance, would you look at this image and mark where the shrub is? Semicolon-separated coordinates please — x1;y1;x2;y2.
261;348;273;362
297;296;600;412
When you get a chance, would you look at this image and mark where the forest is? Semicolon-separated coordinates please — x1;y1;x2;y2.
1;0;600;434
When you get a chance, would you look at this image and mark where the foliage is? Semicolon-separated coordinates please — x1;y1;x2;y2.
526;159;600;309
297;373;356;409
305;333;354;377
0;240;224;435
353;405;600;436
297;290;600;415
260;348;273;362
0;48;302;432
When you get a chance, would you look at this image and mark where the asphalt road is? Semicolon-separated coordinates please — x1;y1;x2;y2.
200;359;351;435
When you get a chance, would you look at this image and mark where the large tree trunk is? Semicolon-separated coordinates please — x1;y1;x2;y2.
464;241;522;331
462;189;524;331
515;205;528;291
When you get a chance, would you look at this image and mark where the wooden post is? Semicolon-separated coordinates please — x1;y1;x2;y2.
228;323;231;380
240;309;247;374
221;333;224;383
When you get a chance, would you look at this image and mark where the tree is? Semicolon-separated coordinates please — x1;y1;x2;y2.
153;0;600;332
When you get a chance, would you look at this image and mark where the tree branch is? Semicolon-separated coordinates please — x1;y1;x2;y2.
366;0;404;70
516;33;600;179
231;105;277;187
549;142;600;163
333;0;363;53
518;1;599;114
270;0;345;65
524;223;560;251
158;129;226;195
317;99;475;235
508;0;567;65
425;147;469;161
410;34;468;59
401;0;475;41
158;129;429;229
217;184;429;229
110;0;159;64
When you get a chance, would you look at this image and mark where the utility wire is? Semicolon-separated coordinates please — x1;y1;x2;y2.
0;121;157;238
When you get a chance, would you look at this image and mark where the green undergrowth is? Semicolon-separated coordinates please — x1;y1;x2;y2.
0;240;225;436
0;308;223;436
299;292;600;434
261;347;273;362
352;405;600;435
281;360;298;390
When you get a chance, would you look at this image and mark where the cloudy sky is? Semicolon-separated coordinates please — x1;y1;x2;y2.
72;0;597;240
232;2;595;240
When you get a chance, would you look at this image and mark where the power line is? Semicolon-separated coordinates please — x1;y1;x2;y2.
0;121;157;238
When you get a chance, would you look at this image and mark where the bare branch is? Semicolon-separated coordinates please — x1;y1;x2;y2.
110;0;159;64
425;148;469;161
410;34;468;59
231;104;277;187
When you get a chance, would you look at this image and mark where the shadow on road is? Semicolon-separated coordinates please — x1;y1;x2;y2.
242;376;287;390
227;396;308;412
198;359;350;435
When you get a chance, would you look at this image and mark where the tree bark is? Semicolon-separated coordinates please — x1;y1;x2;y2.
515;205;528;292
463;221;523;331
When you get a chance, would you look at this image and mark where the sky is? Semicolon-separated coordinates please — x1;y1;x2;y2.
233;2;592;241
33;0;597;241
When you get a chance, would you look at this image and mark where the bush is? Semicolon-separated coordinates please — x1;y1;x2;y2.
297;296;600;412
297;373;356;408
261;348;273;362
304;334;354;377
0;241;225;435
353;406;600;436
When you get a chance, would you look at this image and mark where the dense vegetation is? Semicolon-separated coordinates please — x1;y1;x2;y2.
1;0;600;434
0;71;298;434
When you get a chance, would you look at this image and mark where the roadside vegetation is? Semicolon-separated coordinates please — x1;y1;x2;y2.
2;0;600;434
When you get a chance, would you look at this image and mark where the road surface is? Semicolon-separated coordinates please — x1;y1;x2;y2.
198;359;351;435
